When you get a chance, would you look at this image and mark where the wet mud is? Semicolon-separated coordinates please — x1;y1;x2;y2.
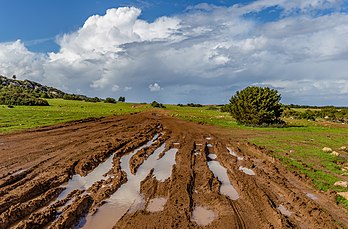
0;112;347;228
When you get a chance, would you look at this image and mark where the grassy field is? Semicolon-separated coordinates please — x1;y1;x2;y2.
1;101;348;206
0;99;146;133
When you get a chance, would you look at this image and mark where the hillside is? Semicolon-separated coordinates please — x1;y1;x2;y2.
0;75;91;106
0;75;65;98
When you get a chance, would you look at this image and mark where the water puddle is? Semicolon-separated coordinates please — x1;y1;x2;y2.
153;148;178;181
11;168;28;176
306;193;318;200
208;154;217;160
57;134;159;202
206;137;213;140
191;206;216;226
239;166;255;176
227;147;243;161
277;205;292;217
146;197;167;212
207;144;213;148
80;143;178;228
207;156;239;200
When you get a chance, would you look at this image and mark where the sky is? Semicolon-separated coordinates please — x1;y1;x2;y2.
0;0;347;105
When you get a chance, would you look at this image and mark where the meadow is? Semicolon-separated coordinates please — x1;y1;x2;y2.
0;99;145;133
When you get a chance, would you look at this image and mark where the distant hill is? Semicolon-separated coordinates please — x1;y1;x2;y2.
0;75;66;99
0;75;94;106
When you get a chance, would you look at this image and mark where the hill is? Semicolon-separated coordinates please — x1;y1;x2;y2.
0;75;92;106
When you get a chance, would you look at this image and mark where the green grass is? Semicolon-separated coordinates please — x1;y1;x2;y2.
0;99;146;133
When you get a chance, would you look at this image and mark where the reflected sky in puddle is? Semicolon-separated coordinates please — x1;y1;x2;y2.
146;197;167;212
207;154;239;201
57;134;159;202
208;154;217;160
80;142;178;228
306;193;318;200
227;147;243;161
239;166;255;176
191;206;216;226
277;205;293;217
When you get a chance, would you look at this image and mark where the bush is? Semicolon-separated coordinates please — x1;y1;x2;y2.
104;97;117;103
151;101;166;108
63;94;85;101
187;103;203;107
85;97;101;103
0;86;49;106
229;86;284;126
118;96;126;102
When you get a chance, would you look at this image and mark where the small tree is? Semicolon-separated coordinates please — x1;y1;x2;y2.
229;86;283;126
118;96;125;102
104;97;117;103
12;75;16;80
151;101;166;108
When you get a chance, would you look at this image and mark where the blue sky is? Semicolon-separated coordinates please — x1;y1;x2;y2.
0;0;347;105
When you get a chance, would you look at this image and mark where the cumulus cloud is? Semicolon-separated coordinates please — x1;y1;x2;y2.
0;2;347;105
149;83;162;92
0;40;45;81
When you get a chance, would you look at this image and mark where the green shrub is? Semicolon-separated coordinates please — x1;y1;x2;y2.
151;101;166;108
229;86;284;126
104;97;117;103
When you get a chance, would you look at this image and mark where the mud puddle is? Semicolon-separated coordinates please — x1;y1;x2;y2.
80;143;178;228
306;193;318;200
227;147;243;160
207;154;239;200
57;134;160;202
146;197;167;212
239;166;255;176
191;206;216;226
277;205;293;217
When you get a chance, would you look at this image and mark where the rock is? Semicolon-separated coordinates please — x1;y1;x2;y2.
331;151;339;156
340;146;347;151
322;147;332;152
334;181;348;188
337;192;348;200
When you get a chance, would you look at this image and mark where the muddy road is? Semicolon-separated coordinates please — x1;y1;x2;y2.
0;112;347;228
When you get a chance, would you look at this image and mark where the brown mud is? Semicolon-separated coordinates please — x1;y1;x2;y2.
0;112;347;228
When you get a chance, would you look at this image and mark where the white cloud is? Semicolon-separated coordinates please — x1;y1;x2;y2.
111;85;120;91
0;3;347;105
149;83;162;92
0;40;45;81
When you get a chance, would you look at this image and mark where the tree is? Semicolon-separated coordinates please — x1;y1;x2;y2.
104;97;117;103
229;86;284;126
12;75;16;80
151;101;166;108
118;96;125;102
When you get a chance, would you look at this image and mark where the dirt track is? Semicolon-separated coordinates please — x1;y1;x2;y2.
0;112;347;228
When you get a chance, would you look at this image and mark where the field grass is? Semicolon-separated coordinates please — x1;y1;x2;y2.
166;105;348;206
0;99;146;133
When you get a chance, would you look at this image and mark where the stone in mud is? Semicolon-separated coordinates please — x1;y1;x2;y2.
337;192;348;200
334;181;348;188
331;151;339;156
322;147;333;152
339;146;347;152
